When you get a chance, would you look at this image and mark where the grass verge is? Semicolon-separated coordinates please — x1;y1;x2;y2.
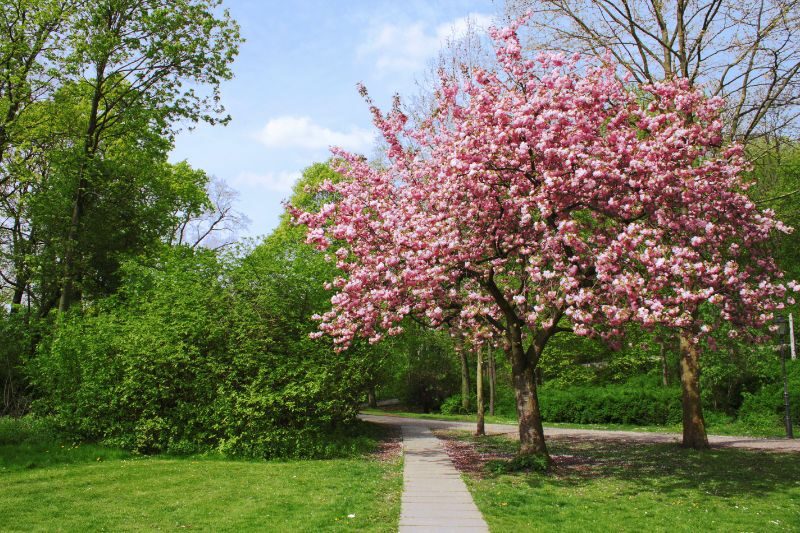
0;416;402;532
436;430;800;532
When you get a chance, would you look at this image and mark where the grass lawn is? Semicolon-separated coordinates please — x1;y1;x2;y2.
0;418;402;532
362;408;788;438
437;430;800;532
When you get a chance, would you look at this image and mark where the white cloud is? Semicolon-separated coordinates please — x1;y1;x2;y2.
359;13;494;73
256;116;374;152
232;171;301;192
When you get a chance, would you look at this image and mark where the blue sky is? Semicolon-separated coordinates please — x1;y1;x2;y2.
170;0;497;238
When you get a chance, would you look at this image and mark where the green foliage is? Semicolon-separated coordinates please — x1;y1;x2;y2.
30;247;229;454
387;324;460;412
738;359;800;432
538;380;682;425
0;310;41;415
440;394;471;415
29;240;381;458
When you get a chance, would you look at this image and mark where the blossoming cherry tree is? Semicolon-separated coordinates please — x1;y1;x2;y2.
292;19;796;457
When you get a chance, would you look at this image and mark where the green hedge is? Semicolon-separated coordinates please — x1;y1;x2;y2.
538;383;682;425
738;360;800;433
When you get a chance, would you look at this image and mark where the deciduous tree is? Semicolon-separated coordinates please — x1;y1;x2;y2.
292;19;795;458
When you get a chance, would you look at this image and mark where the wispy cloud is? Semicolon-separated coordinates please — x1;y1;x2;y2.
231;171;301;192
358;13;494;73
255;116;374;152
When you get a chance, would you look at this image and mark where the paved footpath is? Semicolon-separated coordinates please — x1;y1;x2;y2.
364;413;799;533
362;413;800;453
394;422;489;532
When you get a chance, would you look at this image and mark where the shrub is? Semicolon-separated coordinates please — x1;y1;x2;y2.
538;382;682;425
29;242;379;459
737;359;800;431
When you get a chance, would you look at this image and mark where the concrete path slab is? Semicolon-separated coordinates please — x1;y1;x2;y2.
396;423;489;532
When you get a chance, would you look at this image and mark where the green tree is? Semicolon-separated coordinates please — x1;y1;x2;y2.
57;0;241;311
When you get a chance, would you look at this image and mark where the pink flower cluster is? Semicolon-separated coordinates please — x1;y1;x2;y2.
290;19;797;350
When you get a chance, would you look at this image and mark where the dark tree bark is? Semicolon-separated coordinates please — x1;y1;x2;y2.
59;60;104;313
508;324;549;460
660;339;669;386
679;334;709;449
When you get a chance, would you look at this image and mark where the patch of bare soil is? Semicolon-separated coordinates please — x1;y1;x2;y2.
435;431;512;476
435;431;608;478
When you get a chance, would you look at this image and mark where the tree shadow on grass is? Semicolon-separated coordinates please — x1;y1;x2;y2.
0;441;132;473
440;431;800;499
549;437;800;498
0;418;131;473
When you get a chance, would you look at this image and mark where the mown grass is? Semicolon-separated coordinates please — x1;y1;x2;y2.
441;430;800;532
0;416;402;532
362;408;789;438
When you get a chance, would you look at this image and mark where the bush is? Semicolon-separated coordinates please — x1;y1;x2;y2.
737;359;800;432
0;310;44;416
29;242;379;459
538;382;682;425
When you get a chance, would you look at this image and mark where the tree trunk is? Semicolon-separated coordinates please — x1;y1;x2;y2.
454;331;471;412
660;339;669;386
59;60;105;313
509;329;549;460
367;385;377;408
488;349;496;416
58;185;84;312
679;334;709;449
475;346;485;436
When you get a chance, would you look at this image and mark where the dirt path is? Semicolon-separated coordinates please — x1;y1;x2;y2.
361;413;800;453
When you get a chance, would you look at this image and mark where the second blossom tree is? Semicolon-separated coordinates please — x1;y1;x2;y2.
292;20;795;459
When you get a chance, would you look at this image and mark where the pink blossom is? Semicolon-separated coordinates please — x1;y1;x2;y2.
289;19;795;351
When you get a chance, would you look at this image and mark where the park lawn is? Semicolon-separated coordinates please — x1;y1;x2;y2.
439;431;800;532
0;419;402;532
362;408;787;438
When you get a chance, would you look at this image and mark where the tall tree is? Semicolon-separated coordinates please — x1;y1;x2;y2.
0;0;74;190
292;19;795;459
57;0;241;311
505;0;800;143
504;0;800;447
2;85;220;314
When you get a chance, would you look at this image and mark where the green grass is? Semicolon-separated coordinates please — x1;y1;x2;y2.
0;417;402;531
362;408;789;438
440;431;800;532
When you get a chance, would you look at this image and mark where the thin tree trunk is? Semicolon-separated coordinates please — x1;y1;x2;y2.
10;214;29;311
509;327;549;460
59;60;105;313
475;346;485;436
58;185;84;312
679;334;709;449
367;385;377;408
660;339;669;386
454;330;471;412
488;348;496;416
